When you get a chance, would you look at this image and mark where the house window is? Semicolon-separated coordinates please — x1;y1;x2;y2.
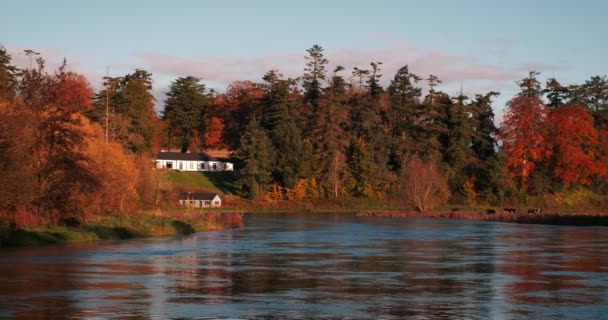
190;162;194;169
204;200;210;206
212;163;217;171
223;163;228;170
214;201;220;206
166;162;173;169
179;162;183;170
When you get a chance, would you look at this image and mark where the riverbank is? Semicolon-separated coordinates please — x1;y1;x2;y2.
356;210;608;226
0;211;244;248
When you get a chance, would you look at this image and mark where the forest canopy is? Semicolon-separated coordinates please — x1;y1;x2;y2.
1;44;608;223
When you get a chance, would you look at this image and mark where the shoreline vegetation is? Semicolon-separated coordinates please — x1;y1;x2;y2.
356;210;608;226
2;46;608;248
0;211;243;248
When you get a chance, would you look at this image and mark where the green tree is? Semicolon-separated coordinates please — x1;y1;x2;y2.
302;44;328;104
312;66;350;198
163;76;209;152
262;70;311;187
543;78;569;109
470;92;499;160
237;119;274;199
412;75;448;161
0;46;19;100
569;76;608;127
517;71;542;98
348;138;375;198
113;69;159;154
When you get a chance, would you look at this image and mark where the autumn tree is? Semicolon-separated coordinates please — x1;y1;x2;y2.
499;72;550;189
163;76;210;152
399;157;449;212
214;81;265;151
548;106;606;188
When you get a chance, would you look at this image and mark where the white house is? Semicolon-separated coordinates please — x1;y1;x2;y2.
179;192;222;208
156;152;233;171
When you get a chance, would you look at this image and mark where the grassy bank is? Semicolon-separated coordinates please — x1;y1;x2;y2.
0;211;243;248
357;211;608;226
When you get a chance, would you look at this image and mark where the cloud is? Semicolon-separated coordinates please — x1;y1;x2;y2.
136;41;519;97
5;46;107;89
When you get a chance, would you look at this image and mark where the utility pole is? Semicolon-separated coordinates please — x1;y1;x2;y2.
105;66;110;143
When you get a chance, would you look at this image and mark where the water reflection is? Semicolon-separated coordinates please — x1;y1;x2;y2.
1;213;607;319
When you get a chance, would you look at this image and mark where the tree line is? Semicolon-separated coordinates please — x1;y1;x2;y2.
1;45;608;221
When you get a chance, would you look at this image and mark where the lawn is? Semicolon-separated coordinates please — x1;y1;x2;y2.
162;171;240;195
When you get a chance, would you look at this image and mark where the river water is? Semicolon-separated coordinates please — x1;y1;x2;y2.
1;213;607;319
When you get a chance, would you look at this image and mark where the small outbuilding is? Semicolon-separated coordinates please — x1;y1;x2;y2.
179;192;222;208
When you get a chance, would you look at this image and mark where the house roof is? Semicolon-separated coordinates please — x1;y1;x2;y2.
156;152;214;161
179;192;220;201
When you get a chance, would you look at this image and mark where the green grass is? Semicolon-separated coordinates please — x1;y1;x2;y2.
163;171;240;195
0;212;243;248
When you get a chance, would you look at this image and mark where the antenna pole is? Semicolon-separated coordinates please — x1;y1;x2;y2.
105;66;109;143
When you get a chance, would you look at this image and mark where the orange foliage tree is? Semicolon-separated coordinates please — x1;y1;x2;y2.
499;96;551;189
399;157;449;212
203;116;225;148
213;81;264;150
548;106;606;188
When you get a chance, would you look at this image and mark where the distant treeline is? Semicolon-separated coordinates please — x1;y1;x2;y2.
1;45;607;222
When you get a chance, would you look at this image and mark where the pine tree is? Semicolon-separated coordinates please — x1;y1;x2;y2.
237;119;274;199
569;76;608;128
0;46;19;100
302;44;328;105
163;76;209;152
262;70;311;187
387;65;422;165
543;78;569;109
470;92;499;160
348;138;375;198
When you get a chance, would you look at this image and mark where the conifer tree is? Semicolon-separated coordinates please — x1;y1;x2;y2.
237;119;274;199
163;76;209;152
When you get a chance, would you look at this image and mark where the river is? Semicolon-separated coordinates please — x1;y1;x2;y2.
1;213;607;319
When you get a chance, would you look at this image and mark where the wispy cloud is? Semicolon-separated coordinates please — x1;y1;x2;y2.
137;40;519;96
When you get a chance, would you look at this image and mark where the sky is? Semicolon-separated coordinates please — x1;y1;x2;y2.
1;0;607;120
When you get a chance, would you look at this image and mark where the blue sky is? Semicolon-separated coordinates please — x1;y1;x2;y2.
1;0;607;118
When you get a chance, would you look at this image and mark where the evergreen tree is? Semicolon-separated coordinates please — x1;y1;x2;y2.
517;71;542;98
101;69;159;154
412;75;449;161
366;62;383;99
262;70;311;187
237;119;274;199
302;44;328;104
387;65;422;165
569;76;608;127
543;78;569;109
313;66;350;198
0;46;19;100
163;76;209;152
470;92;499;160
348;138;375;198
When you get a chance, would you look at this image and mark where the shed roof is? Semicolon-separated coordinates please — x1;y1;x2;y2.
179;192;220;201
157;152;214;161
